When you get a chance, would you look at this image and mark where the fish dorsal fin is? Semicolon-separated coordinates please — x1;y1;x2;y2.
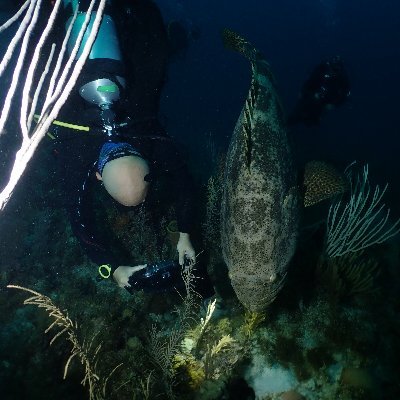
242;77;260;168
221;29;264;168
222;29;260;62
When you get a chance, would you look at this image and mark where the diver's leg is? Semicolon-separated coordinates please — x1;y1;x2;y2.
118;0;169;135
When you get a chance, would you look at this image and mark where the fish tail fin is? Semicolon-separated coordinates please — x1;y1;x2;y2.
221;29;260;63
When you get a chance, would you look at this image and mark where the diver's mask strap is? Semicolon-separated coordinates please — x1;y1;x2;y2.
98;264;115;279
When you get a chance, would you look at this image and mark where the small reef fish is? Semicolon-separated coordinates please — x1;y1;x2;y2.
221;29;300;312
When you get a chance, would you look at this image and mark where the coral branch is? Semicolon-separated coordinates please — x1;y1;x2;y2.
0;0;106;211
326;164;400;257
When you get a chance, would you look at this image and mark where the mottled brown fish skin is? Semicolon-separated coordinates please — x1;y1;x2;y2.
221;32;299;312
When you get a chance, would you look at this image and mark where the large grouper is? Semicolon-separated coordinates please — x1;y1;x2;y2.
221;29;300;312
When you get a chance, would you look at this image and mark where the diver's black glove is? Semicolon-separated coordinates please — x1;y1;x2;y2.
125;260;184;294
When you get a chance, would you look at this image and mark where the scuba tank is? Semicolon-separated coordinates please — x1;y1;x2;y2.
62;0;125;134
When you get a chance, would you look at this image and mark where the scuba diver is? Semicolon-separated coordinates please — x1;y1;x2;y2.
288;56;351;126
166;19;201;60
50;0;207;293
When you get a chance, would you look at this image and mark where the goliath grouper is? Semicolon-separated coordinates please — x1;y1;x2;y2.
221;30;300;312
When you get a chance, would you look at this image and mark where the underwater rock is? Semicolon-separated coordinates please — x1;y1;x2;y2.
122;308;133;319
126;336;142;351
245;354;299;398
195;379;225;400
221;30;299;312
340;367;378;394
226;377;255;399
280;390;305;400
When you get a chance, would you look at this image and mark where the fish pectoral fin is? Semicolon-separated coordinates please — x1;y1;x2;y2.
302;160;349;207
283;186;298;209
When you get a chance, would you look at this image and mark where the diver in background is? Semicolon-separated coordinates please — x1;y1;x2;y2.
166;19;201;59
288;56;351;126
51;0;202;293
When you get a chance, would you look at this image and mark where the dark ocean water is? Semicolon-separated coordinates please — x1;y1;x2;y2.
159;0;400;209
1;0;399;194
0;1;400;399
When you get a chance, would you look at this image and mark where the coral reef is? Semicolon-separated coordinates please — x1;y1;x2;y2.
1;120;400;400
316;251;381;303
8;285;122;400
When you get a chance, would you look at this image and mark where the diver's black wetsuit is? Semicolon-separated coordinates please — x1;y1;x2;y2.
52;0;195;269
53;126;195;268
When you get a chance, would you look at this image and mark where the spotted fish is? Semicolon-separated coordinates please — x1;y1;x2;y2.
221;30;300;312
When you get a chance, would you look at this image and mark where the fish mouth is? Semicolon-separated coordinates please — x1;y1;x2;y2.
229;272;286;311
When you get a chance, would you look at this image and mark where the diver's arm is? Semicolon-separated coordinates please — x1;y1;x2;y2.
59;0;128;274
113;264;146;288
52;136;120;272
165;151;197;264
149;136;197;264
173;166;197;235
176;232;196;265
150;137;197;235
64;162;119;268
66;177;146;283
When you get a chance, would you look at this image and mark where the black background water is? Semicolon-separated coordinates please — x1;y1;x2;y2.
158;0;400;211
1;0;399;208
